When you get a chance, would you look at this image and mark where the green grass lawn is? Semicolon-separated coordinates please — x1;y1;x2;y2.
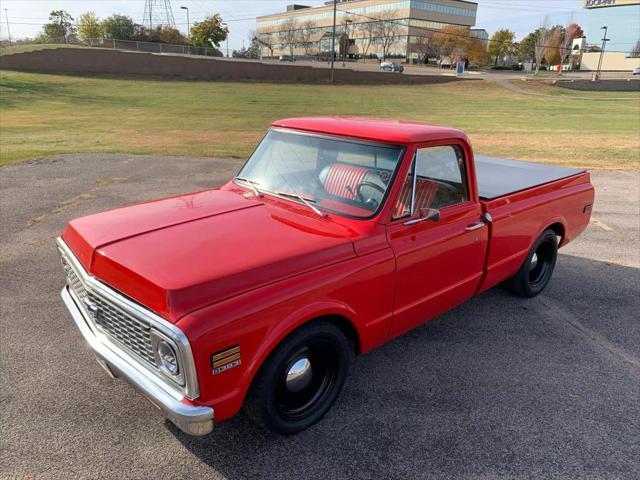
1;70;638;169
0;44;83;56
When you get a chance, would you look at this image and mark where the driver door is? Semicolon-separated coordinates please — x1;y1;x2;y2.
387;144;488;338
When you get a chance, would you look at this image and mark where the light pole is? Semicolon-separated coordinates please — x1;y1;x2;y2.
330;0;337;82
4;8;11;46
180;6;190;43
593;26;609;82
222;22;229;57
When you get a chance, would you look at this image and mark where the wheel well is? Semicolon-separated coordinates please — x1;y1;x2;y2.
547;222;566;245
242;314;361;416
317;314;361;355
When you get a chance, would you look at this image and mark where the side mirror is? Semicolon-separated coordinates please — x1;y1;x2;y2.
404;208;440;225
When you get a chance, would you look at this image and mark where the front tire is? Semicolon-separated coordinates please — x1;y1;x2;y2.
244;322;351;434
505;229;558;297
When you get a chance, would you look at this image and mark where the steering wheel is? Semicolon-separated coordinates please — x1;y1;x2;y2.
356;182;385;210
356;181;385;200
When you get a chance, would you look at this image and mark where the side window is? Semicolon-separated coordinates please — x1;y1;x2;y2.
392;155;414;219
393;145;469;219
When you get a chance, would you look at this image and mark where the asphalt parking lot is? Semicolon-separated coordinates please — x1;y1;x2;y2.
1;154;638;480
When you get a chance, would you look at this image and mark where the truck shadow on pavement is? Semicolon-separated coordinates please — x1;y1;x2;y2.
168;254;639;480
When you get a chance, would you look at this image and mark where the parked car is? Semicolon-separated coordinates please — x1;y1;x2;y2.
633;66;640;75
59;117;594;436
278;55;296;62
380;61;404;72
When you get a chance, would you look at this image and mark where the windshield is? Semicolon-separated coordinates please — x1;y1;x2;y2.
236;129;404;219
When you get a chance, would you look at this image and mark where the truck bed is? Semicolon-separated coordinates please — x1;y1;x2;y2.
475;156;584;200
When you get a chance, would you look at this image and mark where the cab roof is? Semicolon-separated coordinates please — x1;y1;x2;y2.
271;117;469;145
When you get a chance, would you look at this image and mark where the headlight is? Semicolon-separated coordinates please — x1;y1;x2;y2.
151;330;184;384
158;339;179;375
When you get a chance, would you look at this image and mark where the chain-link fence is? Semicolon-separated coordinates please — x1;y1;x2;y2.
1;36;223;58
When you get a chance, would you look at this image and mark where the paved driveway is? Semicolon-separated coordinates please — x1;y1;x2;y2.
1;154;638;480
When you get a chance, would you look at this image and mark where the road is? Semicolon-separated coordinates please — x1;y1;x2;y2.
1;154;638;480
157;53;637;80
259;58;637;80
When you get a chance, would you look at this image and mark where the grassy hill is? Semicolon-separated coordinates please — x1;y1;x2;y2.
1;70;638;168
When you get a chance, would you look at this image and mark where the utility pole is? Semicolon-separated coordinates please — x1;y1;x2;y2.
330;0;337;82
4;9;11;46
180;6;190;43
222;22;229;57
592;25;609;82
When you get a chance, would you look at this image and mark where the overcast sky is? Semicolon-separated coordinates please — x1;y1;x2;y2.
0;0;591;52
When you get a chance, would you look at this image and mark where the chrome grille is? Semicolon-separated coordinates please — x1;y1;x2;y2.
90;293;156;366
61;256;156;367
64;263;88;303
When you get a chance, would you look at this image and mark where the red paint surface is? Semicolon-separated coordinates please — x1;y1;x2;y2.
61;118;594;422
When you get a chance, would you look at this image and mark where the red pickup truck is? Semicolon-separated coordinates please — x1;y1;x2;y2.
58;118;594;436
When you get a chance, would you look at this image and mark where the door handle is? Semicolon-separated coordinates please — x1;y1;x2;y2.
465;222;485;231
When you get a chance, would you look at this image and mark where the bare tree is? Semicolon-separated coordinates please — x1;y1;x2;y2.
412;34;436;64
253;30;276;58
358;21;376;59
341;15;355;60
374;11;401;60
632;39;640;58
279;18;299;57
298;20;316;56
534;20;552;75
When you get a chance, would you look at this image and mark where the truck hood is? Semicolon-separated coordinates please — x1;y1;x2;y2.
62;188;357;322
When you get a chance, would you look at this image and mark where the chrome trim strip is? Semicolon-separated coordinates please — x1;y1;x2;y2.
404;217;426;226
410;152;417;216
61;287;213;436
56;237;200;400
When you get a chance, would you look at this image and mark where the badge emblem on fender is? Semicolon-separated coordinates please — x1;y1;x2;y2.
211;345;241;375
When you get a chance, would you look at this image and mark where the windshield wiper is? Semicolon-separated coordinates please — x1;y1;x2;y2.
235;176;262;197
276;191;325;217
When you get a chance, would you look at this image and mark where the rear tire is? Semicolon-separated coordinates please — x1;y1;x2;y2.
244;322;351;434
505;229;558;297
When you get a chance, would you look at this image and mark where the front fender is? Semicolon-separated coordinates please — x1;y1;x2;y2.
184;301;360;422
177;248;394;422
239;301;358;392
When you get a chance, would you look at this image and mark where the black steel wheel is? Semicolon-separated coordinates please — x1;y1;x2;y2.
245;322;351;434
505;229;558;297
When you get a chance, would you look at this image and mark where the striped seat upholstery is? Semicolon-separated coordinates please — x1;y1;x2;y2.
394;178;439;218
323;164;369;200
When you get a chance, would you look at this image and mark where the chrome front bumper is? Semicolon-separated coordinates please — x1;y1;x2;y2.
61;286;214;436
